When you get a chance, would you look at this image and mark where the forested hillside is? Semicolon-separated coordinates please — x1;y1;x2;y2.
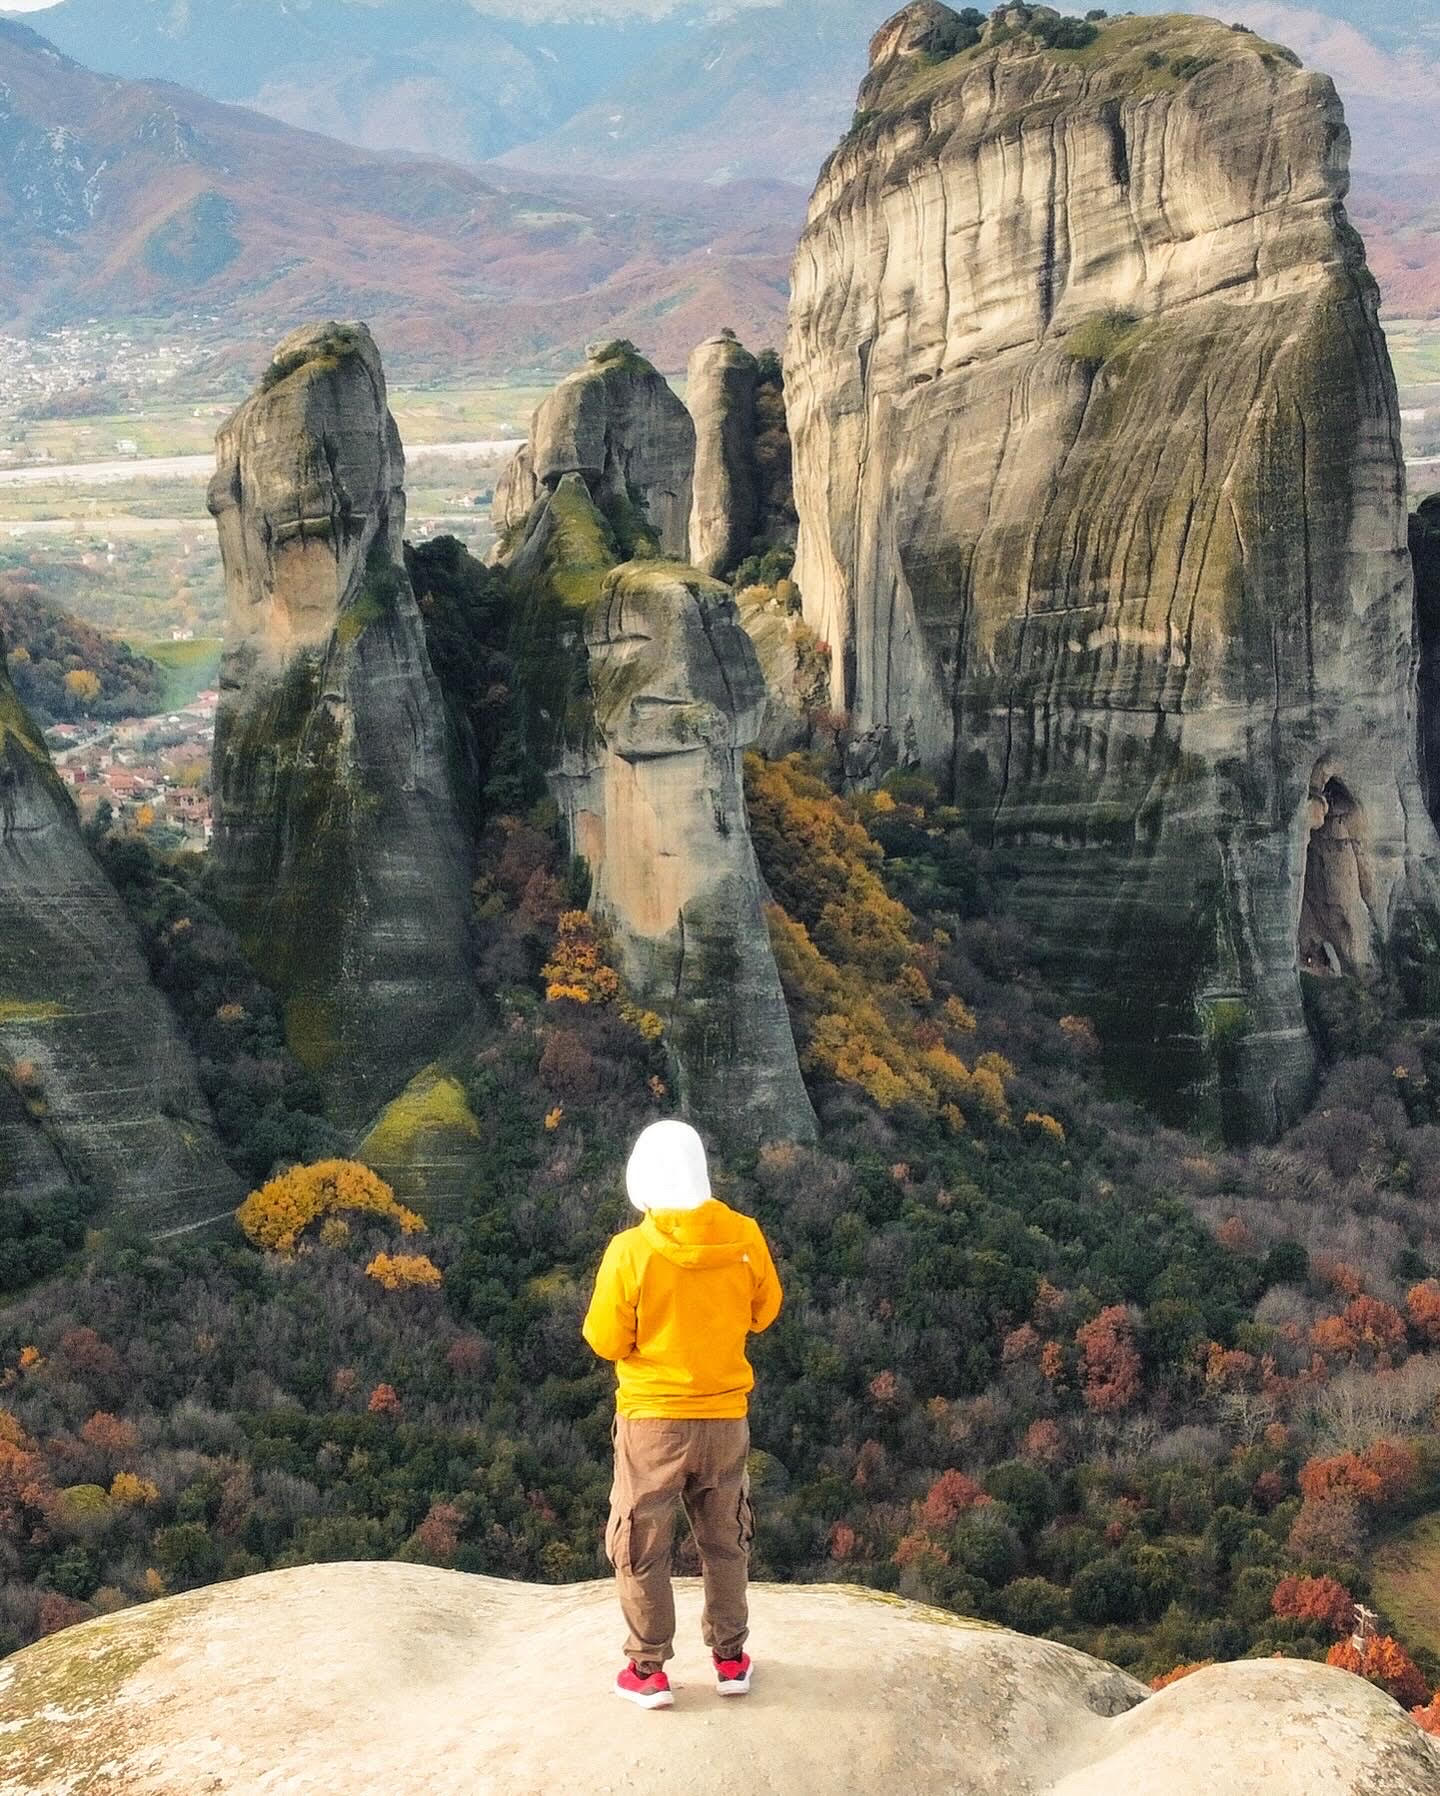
2;542;1438;1730
0;580;163;722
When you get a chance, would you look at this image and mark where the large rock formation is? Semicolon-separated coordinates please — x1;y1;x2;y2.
3;1564;1437;1794
208;322;474;1131
554;556;817;1145
495;340;695;561
0;645;238;1232
494;424;815;1146
786;3;1440;1136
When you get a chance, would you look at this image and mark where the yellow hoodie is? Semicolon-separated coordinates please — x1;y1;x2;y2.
583;1200;783;1418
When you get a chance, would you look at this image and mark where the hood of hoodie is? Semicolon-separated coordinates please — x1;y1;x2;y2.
626;1119;712;1214
641;1200;752;1269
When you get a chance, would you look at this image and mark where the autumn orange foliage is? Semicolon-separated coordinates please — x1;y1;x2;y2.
1407;1279;1440;1344
921;1469;987;1527
236;1160;425;1254
1326;1635;1430;1710
1298;1440;1418;1509
1076;1306;1143;1413
1309;1296;1407;1362
1150;1661;1215;1691
1412;1695;1440;1737
1270;1575;1354;1635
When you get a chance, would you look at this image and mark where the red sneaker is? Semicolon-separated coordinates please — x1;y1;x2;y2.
714;1651;752;1696
615;1663;673;1710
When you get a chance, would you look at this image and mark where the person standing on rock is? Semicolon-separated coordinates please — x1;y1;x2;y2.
583;1120;783;1710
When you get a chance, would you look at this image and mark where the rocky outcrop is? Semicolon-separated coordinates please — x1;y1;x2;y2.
496;340;695;562
208;321;474;1131
688;330;761;578
554;555;816;1145
687;330;798;582
0;645;238;1231
495;426;814;1146
787;4;1440;1137
4;1563;1437;1795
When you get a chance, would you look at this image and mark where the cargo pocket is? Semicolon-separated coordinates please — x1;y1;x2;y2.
605;1508;634;1572
736;1475;756;1555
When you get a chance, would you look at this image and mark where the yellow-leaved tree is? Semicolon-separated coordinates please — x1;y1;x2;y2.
366;1253;443;1292
236;1159;425;1254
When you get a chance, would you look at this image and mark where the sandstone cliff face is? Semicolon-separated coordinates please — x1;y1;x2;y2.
1414;497;1440;824
0;648;238;1230
787;4;1440;1136
554;556;816;1145
4;1564;1437;1795
497;340;695;561
208;322;474;1131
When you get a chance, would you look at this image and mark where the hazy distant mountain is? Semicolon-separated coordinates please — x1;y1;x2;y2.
22;0;708;164
0;18;799;375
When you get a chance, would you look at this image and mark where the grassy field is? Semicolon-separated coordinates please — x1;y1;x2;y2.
138;637;225;710
1372;1511;1440;1658
1388;320;1440;396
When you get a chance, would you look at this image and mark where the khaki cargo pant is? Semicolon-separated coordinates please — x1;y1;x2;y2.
604;1416;753;1671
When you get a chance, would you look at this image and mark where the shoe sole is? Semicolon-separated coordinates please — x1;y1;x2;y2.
716;1677;751;1696
615;1686;674;1710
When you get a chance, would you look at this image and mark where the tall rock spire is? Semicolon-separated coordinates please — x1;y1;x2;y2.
208;322;474;1130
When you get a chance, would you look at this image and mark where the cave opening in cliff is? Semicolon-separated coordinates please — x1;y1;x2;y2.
1298;774;1376;978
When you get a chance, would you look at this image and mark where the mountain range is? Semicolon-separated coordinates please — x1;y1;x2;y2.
0;0;1433;383
0;16;801;375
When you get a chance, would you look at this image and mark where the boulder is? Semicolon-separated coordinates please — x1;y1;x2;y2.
786;4;1440;1137
2;1563;1436;1795
0;643;239;1232
208;321;474;1131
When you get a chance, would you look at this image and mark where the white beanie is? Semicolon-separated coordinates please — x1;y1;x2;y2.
626;1120;712;1214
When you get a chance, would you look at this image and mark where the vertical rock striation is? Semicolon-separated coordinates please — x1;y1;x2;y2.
786;3;1440;1136
0;644;239;1230
208;321;474;1131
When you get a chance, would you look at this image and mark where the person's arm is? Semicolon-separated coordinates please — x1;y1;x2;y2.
749;1225;783;1334
582;1236;638;1363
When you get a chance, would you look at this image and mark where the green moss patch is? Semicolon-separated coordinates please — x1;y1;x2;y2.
361;1064;480;1164
1064;309;1144;366
0;1604;172;1789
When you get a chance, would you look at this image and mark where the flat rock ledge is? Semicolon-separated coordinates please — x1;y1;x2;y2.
1;1564;1436;1795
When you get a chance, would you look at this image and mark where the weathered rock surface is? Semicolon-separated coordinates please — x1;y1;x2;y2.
1414;497;1440;826
688;329;761;578
3;1563;1437;1795
787;3;1440;1136
0;645;238;1231
497;339;695;563
554;552;817;1146
208;321;474;1131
